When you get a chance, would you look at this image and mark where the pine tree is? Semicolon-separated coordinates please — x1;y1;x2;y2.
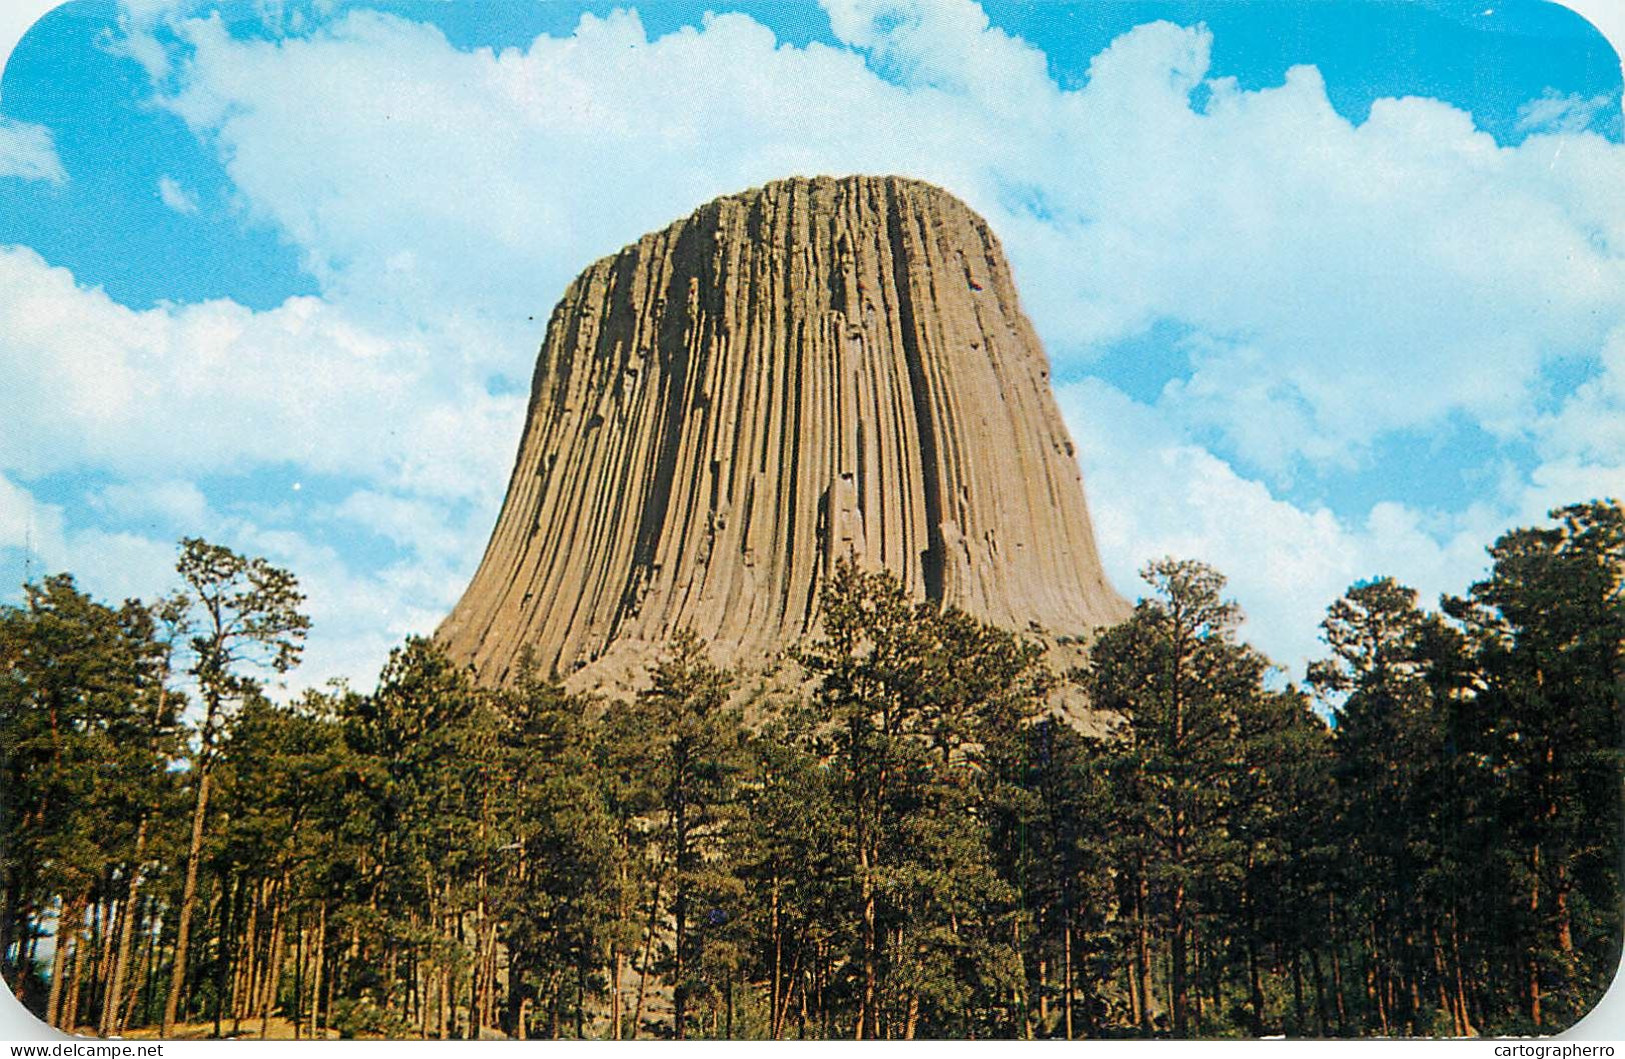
733;712;845;1038
340;636;484;1038
493;659;618;1039
1310;577;1450;1034
1444;500;1624;1030
0;576;175;1030
1083;558;1268;1037
162;539;308;1036
603;631;742;1039
793;559;1050;1039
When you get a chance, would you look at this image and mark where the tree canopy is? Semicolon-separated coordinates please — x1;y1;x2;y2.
2;502;1620;1038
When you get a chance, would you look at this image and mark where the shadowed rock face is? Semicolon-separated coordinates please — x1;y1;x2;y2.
437;174;1128;696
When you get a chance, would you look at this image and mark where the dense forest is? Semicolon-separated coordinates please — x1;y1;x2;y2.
1;501;1620;1039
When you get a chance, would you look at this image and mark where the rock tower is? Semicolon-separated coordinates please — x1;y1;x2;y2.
438;175;1128;696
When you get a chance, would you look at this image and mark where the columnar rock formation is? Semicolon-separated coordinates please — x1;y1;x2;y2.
438;174;1128;695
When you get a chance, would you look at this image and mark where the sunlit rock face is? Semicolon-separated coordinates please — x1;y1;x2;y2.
438;175;1128;703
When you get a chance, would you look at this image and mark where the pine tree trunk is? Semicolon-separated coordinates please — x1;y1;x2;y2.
1404;932;1422;1035
292;914;304;1040
438;961;451;1040
46;898;80;1029
1306;948;1327;1036
1366;918;1389;1035
575;960;586;1039
1135;869;1154;1035
1038;953;1049;1032
486;923;499;1036
258;879;286;1039
234;879;258;1033
91;889;114;1034
631;873;662;1041
1557;874;1573;954
21;910;41;992
65;915;88;1033
1328;895;1349;1035
1290;947;1306;1036
1171;870;1187;1034
674;893;688;1040
1063;910;1075;1040
1528;843;1542;1029
769;882;781;1040
141;906;162;1030
858;844;876;1041
775;937;803;1040
1126;931;1142;1029
1448;912;1474;1037
101;817;149;1037
1015;915;1033;1039
611;947;624;1040
1191;922;1203;1036
162;762;213;1037
672;753;691;1044
0;870;17;994
119;901;152;1032
469;893;486;1036
425;947;435;1036
461;912;478;1041
1244;876;1265;1037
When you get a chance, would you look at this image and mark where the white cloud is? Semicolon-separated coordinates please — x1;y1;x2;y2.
1056;379;1499;674
822;0;1054;111
0;116;64;183
135;9;1625;479
0;244;519;690
152;8;946;366
1516;89;1613;135
0;471;176;608
328;489;473;563
1526;327;1625;515
157;174;199;214
0;245;523;503
0;471;67;568
215;519;468;691
93;479;210;528
2;464;476;693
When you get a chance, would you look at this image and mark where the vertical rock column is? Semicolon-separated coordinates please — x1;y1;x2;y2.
437;174;1128;690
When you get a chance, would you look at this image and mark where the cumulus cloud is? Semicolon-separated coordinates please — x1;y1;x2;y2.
1056;379;1500;673
1;470;183;610
138;7;1625;475
0;246;523;502
0;245;519;690
1526;327;1625;514
0;115;65;183
327;489;476;564
214;516;472;691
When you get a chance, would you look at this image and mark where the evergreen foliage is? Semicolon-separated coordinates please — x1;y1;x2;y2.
1;502;1620;1038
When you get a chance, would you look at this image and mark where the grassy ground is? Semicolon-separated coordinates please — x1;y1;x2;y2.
112;1016;338;1040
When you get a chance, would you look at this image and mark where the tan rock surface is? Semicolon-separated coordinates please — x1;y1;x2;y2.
437;174;1129;704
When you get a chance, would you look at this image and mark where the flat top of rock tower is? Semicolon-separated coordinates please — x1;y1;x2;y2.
673;173;989;236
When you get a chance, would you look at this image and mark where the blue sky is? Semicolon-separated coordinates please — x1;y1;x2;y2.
1;0;1622;690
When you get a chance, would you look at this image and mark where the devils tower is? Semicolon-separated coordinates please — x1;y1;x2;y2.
438;175;1127;695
